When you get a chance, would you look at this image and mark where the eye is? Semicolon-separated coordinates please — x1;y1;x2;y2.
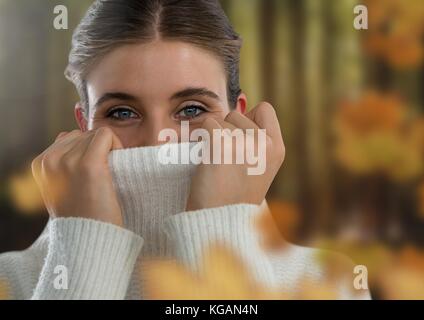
176;105;207;120
106;107;139;121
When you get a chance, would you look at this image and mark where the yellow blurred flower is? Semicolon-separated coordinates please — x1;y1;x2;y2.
365;0;424;68
143;243;354;300
377;246;424;299
409;119;424;153
292;279;339;300
378;267;424;299
313;239;394;287
255;201;300;250
335;92;405;135
8;167;44;215
313;239;424;299
142;244;288;300
398;245;424;271
0;280;10;300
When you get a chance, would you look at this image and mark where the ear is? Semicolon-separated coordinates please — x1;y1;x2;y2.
235;93;247;114
74;103;88;132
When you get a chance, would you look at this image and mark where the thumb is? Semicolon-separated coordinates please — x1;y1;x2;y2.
85;127;123;162
110;131;123;151
245;102;282;141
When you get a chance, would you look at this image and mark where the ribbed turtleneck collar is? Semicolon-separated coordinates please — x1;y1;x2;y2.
108;143;198;258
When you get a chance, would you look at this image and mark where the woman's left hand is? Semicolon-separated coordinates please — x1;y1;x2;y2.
186;102;285;211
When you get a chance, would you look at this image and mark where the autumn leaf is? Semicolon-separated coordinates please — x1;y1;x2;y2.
378;267;424;299
255;201;300;250
313;239;424;299
378;245;424;299
291;279;339;300
398;245;424;271
143;243;357;300
0;280;10;300
333;91;424;180
334;92;406;135
142;244;288;300
364;0;424;68
313;239;394;290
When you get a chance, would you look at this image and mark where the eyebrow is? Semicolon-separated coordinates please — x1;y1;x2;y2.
94;92;137;109
171;87;221;102
94;87;221;109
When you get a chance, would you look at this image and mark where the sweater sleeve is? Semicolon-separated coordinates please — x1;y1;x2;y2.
162;204;277;289
31;218;143;300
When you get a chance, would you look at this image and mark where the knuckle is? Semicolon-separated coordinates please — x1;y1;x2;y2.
31;154;41;167
66;129;80;137
55;131;68;140
31;156;41;176
225;111;239;121
60;155;74;172
96;126;112;136
41;153;55;172
258;101;273;108
41;152;52;165
258;102;276;114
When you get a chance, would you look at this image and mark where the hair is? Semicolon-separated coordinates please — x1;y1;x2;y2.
65;0;243;115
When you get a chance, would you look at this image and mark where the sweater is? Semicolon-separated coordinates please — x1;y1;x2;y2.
0;143;371;300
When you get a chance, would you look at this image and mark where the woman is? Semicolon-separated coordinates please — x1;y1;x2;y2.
0;0;370;300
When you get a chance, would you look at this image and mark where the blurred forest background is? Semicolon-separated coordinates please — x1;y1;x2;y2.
0;0;423;299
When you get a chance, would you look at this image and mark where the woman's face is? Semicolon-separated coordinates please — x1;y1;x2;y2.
75;40;246;148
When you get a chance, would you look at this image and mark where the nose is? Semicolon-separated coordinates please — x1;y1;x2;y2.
138;116;178;147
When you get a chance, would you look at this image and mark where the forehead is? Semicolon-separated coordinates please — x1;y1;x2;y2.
86;40;228;104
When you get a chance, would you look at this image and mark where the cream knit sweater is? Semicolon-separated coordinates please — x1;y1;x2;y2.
0;143;371;300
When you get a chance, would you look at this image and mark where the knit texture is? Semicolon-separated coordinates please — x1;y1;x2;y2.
0;143;371;300
109;143;196;258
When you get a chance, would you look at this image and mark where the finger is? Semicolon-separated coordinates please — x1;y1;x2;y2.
200;117;223;147
225;111;259;130
201;117;223;134
84;127;123;162
62;130;97;163
31;154;43;182
39;130;83;164
52;130;83;150
55;131;69;142
245;102;282;141
32;131;84;185
214;118;238;132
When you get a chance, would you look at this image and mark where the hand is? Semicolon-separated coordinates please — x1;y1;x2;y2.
32;127;124;227
186;102;285;211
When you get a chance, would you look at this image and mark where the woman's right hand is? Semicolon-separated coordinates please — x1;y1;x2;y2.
31;127;124;227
